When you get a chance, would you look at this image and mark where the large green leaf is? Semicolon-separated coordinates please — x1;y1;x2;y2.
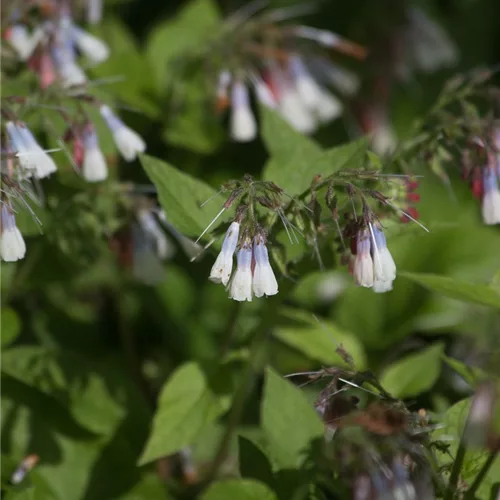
380;343;444;398
238;436;275;487
1;374;164;500
201;479;277;500
1;346;125;435
145;0;221;90
433;399;500;499
401;272;500;309
140;154;223;238
1;308;21;347
261;107;368;195
261;368;323;469
138;362;227;465
273;308;366;369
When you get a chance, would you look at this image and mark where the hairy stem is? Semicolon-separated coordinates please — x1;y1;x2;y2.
445;440;466;500
465;450;499;499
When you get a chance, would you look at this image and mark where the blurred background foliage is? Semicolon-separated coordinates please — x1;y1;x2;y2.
1;0;500;499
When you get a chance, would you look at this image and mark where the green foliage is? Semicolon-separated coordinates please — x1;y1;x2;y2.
433;399;500;499
402;272;500;309
379;343;444;398
261;368;324;469
140;154;221;237
138;362;229;465
1;308;21;347
201;479;278;500
261;107;368;195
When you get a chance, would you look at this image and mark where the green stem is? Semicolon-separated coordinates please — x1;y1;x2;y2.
204;292;285;481
445;440;467;500
465;450;499;499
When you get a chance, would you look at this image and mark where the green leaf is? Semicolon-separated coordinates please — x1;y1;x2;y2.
380;343;444;398
442;355;488;386
261;107;368;195
1;373;164;500
433;399;500;499
1;308;21;346
238;436;275;487
140;154;222;237
1;346;125;435
274;308;365;369
92;18;158;117
162;68;224;154
146;0;221;90
401;272;500;309
201;479;278;500
261;368;323;469
138;362;226;465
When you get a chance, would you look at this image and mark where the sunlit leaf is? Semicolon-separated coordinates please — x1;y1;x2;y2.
401;272;500;309
380;343;444;398
201;479;277;500
138;362;227;465
261;368;323;469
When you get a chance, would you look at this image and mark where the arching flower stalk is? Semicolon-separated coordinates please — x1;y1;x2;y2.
167;4;366;141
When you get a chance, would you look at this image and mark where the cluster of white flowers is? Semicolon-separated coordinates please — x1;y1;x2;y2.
6;2;108;89
217;49;360;142
209;223;278;301
352;225;397;293
216;26;364;142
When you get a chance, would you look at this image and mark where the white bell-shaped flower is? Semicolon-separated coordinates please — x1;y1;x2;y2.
482;168;500;225
17;125;57;179
1;205;26;262
230;81;257;142
210;222;240;285
82;126;108;182
252;235;278;298
100;105;146;161
279;85;317;134
228;239;253;302
316;88;343;122
353;229;374;288
370;224;397;293
72;26;110;64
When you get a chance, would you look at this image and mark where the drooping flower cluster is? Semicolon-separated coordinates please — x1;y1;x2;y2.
4;1;108;88
182;5;365;142
351;224;397;293
0;1;146;262
461;134;500;226
210;224;278;302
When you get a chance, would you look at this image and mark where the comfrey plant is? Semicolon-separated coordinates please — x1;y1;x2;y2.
168;3;365;142
196;161;422;301
0;0;146;262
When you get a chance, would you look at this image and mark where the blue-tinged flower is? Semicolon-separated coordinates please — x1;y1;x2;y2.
6;121;57;179
99;105;146;161
1;204;26;262
210;222;240;285
353;229;374;288
228;238;253;302
370;224;396;293
82;125;107;182
252;234;278;298
230;81;257;142
482;167;500;225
